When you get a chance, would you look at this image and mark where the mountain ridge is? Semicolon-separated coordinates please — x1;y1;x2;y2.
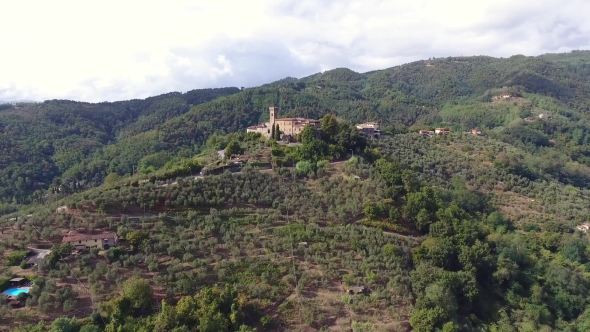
3;51;590;206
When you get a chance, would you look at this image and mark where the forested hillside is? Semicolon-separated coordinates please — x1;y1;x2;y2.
3;51;590;331
0;88;240;210
4;51;590;211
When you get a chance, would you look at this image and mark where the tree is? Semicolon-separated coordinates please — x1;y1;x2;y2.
126;230;149;251
296;161;316;176
122;277;154;312
275;124;281;140
225;140;242;157
80;325;101;332
299;139;329;162
49;317;79;332
6;251;27;266
320;114;340;142
104;173;121;185
300;125;317;145
271;124;276;140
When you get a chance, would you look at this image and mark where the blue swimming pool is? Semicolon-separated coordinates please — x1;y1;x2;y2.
3;288;29;296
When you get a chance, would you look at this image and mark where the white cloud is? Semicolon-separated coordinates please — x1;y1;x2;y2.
1;0;589;102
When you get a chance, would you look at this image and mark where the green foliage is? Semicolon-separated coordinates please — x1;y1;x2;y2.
5;251;28;266
225;140;242;157
122;277;154;312
126;230;150;251
296;161;316;176
49;317;79;332
300;124;317;145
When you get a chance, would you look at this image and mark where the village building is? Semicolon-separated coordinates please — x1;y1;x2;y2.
62;233;118;250
419;130;434;137
246;107;322;139
471;129;482;136
539;113;552;120
356;122;381;139
8;278;26;288
435;128;450;135
577;223;589;233
346;286;368;295
492;94;512;101
419;130;435;137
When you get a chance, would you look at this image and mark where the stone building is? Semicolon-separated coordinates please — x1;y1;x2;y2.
247;107;322;138
356;122;381;139
62;233;118;250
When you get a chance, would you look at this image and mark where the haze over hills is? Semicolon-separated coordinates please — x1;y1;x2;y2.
0;100;39;104
2;51;590;331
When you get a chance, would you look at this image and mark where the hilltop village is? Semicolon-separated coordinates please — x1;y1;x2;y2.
247;106;381;141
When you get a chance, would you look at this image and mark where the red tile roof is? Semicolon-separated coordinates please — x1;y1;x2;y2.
62;233;117;243
247;124;267;129
276;117;320;123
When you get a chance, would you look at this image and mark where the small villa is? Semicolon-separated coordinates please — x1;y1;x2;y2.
356;122;381;139
62;232;118;250
471;129;482;136
434;128;450;135
577;223;590;233
539;113;552;120
346;286;368;295
492;94;512;101
419;130;435;137
9;278;26;288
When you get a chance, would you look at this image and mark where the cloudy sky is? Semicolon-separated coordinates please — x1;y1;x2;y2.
1;0;589;102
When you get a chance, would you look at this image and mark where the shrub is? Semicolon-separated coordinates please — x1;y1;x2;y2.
6;251;28;266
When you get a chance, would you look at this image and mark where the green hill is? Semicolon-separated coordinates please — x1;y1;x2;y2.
4;50;590;332
5;51;590;210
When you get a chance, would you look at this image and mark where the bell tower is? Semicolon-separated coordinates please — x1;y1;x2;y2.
269;106;278;125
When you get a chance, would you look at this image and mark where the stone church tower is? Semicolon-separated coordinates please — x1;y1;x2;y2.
269;106;278;125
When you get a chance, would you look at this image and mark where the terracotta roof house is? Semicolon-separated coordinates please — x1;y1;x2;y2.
435;128;450;135
62;233;118;250
419;130;435;137
356;122;381;139
247;107;322;138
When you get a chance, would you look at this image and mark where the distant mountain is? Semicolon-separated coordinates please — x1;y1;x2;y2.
0;99;39;104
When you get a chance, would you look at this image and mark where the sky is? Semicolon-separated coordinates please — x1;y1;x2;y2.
1;0;589;103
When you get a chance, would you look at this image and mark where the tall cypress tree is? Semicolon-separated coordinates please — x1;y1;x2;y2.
275;124;281;140
271;124;275;140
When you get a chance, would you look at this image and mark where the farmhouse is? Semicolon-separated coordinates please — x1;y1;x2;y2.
346;286;368;295
62;233;118;250
539;113;552;120
471;129;482;135
247;107;322;138
356;122;381;139
9;278;26;287
435;128;450;135
492;94;512;101
419;130;435;137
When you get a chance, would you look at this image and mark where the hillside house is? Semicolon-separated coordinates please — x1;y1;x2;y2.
492;94;512;101
539;113;552;120
471;129;482;135
419;130;435;137
346;286;368;295
62;233;118;250
577;223;589;233
9;278;26;287
435;128;450;135
356;122;381;139
247;107;322;138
